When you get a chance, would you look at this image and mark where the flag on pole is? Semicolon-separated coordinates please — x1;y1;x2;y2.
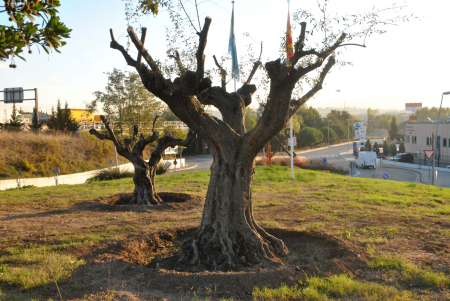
228;2;239;81
286;3;294;63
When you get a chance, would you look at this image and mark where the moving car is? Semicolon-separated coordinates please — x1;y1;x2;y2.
390;153;414;163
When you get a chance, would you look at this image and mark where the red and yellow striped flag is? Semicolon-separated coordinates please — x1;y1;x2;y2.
286;7;294;62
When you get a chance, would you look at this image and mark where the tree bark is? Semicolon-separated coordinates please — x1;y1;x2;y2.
111;19;342;267
179;143;287;270
130;162;162;205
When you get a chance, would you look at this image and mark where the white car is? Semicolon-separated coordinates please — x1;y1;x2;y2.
355;151;377;169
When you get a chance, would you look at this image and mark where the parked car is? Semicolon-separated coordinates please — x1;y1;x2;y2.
390;153;414;163
355;151;377;169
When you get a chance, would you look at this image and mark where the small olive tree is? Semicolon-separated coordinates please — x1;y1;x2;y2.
90;116;196;205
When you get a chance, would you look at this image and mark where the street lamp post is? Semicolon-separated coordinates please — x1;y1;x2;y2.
432;91;450;185
347;119;349;151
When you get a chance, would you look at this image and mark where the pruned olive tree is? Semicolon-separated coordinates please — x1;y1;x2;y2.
110;1;412;269
90;115;196;205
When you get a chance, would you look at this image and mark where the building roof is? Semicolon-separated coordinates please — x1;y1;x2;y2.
405;103;422;107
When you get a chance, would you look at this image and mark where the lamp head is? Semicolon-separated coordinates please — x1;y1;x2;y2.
443;91;450;95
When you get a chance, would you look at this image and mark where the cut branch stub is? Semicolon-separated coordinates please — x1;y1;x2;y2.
195;17;212;91
213;55;227;90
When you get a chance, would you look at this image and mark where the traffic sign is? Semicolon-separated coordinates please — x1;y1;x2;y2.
354;122;362;128
383;173;388;179
322;158;327;164
424;150;434;160
204;143;208;150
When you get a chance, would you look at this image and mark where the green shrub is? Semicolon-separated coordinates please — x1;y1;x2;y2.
89;168;134;182
296;127;324;147
156;162;168;175
21;159;35;173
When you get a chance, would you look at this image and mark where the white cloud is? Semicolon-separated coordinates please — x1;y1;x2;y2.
0;63;8;69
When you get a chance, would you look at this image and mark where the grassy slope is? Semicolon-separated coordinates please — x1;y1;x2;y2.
1;167;450;300
0;131;137;179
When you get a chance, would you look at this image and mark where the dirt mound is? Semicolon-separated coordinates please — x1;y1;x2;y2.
97;192;203;210
102;227;367;300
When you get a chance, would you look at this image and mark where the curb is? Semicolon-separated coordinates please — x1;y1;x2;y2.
166;163;198;173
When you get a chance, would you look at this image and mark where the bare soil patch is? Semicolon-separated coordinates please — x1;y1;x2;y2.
65;227;367;301
96;192;203;211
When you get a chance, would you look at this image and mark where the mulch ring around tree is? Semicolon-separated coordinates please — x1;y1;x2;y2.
97;192;203;210
88;227;369;300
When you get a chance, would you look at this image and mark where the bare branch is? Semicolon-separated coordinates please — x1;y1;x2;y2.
99;115;124;149
213;55;227;90
89;129;113;141
168;50;186;75
179;0;199;32
154;131;197;155
148;131;197;166
136;27;147;67
244;42;262;86
127;26;162;75
196;17;212;90
289;56;336;118
110;29;137;67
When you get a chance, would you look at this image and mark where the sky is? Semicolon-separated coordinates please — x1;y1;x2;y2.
1;0;450;117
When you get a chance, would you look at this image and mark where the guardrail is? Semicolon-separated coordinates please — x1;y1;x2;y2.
0;158;185;191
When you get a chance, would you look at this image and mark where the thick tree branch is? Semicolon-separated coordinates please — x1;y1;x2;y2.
289;57;336;118
295;22;307;53
99;115;123;149
213;55;227;90
148;131;197;166
168;50;186;75
244;61;262;86
136;27;147;67
110;29;137;67
89;129;113;142
89;115;134;162
195;17;212;90
236;84;257;107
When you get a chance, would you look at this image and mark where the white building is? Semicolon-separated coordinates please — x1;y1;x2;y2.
405;121;450;166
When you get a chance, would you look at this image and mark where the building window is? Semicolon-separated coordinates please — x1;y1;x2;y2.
413;136;417;144
427;137;430;146
444;138;448;148
405;135;410;143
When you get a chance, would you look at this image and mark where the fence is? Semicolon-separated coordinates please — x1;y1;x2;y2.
413;153;450;168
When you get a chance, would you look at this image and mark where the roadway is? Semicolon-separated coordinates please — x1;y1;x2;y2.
177;141;450;187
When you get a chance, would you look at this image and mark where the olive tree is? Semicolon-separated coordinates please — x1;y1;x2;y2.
110;1;412;269
90;116;196;205
1;0;71;67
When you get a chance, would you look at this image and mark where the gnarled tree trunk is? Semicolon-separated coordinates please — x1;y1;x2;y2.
180;143;287;269
90;116;196;205
111;16;342;267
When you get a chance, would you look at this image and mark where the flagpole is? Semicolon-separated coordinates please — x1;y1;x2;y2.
287;0;294;179
232;0;236;92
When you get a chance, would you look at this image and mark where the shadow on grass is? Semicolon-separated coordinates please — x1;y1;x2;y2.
0;192;205;222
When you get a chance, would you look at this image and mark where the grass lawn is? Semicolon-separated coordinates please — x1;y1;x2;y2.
0;166;450;300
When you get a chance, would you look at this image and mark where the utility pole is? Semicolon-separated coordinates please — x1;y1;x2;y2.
327;118;330;147
432;132;435;185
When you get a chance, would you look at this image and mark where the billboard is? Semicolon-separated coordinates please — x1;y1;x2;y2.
164;146;179;154
359;127;366;146
4;87;24;103
405;103;422;113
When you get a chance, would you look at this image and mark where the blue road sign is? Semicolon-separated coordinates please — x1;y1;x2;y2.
383;173;388;179
322;158;327;164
